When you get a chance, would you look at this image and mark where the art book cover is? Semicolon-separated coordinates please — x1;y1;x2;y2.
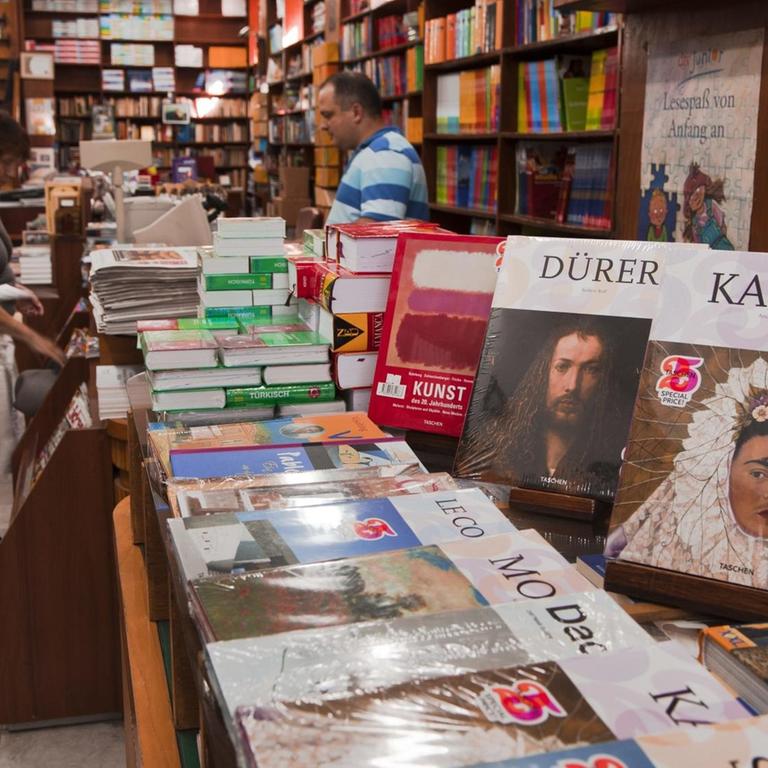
454;236;679;501
169;438;424;479
167;468;449;518
140;329;218;352
190;530;593;642
469;739;654;768
235;661;615;767
190;544;491;642
147;412;387;477
369;233;504;436
637;714;768;767
205;591;652;717
606;247;768;588
637;29;764;250
234;644;749;768
168;487;514;579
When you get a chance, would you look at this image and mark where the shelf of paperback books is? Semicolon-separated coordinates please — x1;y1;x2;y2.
1;354;119;726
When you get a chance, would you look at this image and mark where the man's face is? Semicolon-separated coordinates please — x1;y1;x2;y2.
545;332;605;429
317;85;359;151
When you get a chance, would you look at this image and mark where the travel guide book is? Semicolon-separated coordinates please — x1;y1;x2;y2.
147;412;387;477
165;464;434;518
606;247;768;589
169;438;425;479
189;529;595;642
369;232;504;436
454;236;679;501
700;623;768;714
233;642;749;768
206;591;652;718
168;487;515;580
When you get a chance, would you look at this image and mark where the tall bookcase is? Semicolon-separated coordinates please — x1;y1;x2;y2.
21;0;251;188
420;0;620;236
265;0;341;214
556;0;768;252
338;0;424;144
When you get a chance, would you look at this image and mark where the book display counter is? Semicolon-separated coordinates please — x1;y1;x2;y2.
0;354;119;727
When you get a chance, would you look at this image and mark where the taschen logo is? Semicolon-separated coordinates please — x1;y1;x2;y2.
476;680;566;726
353;517;398;540
494;239;506;272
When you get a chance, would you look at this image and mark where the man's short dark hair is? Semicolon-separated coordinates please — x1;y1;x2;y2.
320;71;382;118
0;111;30;161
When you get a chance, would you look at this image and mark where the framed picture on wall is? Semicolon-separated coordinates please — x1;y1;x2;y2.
162;101;191;125
20;52;54;80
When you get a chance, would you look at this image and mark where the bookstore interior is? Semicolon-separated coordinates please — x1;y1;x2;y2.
2;0;768;765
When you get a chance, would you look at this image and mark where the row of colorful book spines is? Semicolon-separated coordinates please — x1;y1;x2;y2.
516;173;611;228
347;57;412;98
514;1;617;46
424;0;502;64
517;60;617;133
435;145;499;211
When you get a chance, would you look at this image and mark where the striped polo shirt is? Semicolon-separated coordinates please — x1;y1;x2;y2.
326;126;429;225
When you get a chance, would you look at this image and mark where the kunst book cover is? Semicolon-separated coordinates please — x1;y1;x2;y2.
454;236;675;501
637;30;764;250
368;233;504;436
607;247;768;588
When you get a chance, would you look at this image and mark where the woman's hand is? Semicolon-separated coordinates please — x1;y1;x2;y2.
14;283;44;317
27;331;66;366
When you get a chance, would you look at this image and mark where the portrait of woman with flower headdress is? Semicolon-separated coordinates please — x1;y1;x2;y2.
607;347;768;588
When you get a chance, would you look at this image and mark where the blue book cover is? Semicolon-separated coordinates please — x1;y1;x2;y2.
470;738;654;768
169;487;514;580
169;440;421;479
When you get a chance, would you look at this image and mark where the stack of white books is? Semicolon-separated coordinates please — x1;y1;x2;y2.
95;364;144;419
17;244;52;285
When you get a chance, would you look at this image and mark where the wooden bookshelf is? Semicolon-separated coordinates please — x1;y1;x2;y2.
419;0;620;235
557;0;768;250
20;0;251;190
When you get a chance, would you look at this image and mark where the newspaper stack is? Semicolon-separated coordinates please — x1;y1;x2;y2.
89;246;199;334
18;244;53;285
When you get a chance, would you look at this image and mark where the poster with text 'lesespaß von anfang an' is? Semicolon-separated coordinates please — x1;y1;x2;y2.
638;29;764;251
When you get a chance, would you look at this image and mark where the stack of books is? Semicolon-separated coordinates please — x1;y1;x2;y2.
435;144;498;212
515;2;617;46
292;220;446;411
89;247;200;334
200;217;293;322
17;243;52;285
424;0;503;63
95;364;144;419
436;66;500;134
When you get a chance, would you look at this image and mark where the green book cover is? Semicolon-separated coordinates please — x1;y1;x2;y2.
204;305;273;320
176;317;240;332
205;273;273;291
234;315;303;333
249;256;288;274
225;381;335;407
561;77;589;131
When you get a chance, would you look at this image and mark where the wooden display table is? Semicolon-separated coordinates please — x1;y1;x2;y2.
114;497;180;768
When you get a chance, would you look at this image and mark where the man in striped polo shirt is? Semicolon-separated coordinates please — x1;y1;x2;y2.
318;71;429;225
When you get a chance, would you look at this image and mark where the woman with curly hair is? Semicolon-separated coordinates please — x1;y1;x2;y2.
682;162;735;250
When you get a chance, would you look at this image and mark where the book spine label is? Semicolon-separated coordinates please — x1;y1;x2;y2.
204;305;273;320
205;274;272;290
332;312;384;353
250;256;289;274
225;381;336;406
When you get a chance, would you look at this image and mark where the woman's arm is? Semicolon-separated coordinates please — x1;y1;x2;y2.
0;306;66;365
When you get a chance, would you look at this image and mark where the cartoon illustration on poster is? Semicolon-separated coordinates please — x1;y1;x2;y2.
638;30;764;249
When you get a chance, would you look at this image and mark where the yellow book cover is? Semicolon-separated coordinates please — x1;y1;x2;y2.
585;48;607;130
